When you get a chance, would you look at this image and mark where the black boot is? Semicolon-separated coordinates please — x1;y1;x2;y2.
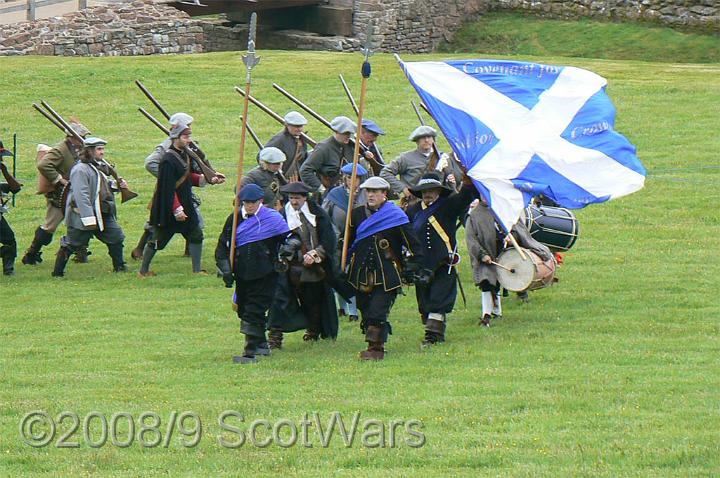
108;243;127;272
131;230;150;260
1;244;16;276
22;227;52;265
51;246;72;277
73;245;91;263
233;321;267;364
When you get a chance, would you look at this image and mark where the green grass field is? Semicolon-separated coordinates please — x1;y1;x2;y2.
0;49;718;477
440;12;720;63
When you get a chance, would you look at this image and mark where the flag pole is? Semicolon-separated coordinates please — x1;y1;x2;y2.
341;24;374;271
230;13;260;268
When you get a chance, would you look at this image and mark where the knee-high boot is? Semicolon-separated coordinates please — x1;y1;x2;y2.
359;325;386;360
22;227;53;265
51;246;72;277
107;243;127;272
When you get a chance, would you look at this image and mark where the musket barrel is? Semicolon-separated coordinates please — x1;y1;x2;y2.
136;80;170;120
234;87;317;147
272;83;333;130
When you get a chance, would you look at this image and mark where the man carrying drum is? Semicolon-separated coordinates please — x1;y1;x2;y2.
466;195;553;327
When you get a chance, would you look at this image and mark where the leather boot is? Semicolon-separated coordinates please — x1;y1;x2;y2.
108;243;127;272
359;325;385;360
1;244;16;276
73;246;91;263
233;321;266;363
479;314;491;327
22;227;52;265
131;230;150;260
422;318;445;347
268;327;284;350
51;246;72;277
420;313;428;325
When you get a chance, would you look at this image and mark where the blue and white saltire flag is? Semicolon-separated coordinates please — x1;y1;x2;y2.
398;58;646;232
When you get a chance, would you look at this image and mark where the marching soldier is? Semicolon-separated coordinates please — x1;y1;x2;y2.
51;137;127;277
267;182;339;349
22;122;89;265
240;146;287;210
138;121;221;277
262;111;309;182
299;116;357;196
465;196;554;326
322;162;369;322
380;125;457;204
215;184;290;364
345;176;428;360
0;141;22;276
405;171;477;346
132;113;223;260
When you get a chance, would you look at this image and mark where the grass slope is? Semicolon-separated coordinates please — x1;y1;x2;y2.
440;12;720;63
0;52;718;477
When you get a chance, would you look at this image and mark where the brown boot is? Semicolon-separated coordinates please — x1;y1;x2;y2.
268;328;284;350
359;325;385;360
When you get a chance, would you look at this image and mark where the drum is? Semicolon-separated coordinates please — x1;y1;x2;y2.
525;205;579;251
496;247;556;292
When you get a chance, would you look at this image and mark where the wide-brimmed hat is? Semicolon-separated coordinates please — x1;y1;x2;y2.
279;181;312;195
409;172;452;198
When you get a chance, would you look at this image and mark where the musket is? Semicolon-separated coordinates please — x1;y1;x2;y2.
135;80;221;183
239;115;263;150
37;101;138;203
339;74;359;116
230;12;260;268
272;82;385;173
233;87;317;147
341;23;374;270
138;107;219;184
135;80;170;120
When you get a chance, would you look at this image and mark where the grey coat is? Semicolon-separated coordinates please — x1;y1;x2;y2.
466;204;554;285
299;136;355;191
65;161;115;231
379;148;434;196
240;166;285;208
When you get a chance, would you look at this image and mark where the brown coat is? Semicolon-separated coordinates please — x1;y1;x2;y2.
37;139;77;192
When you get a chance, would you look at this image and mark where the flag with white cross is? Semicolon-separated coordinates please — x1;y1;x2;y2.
399;58;646;232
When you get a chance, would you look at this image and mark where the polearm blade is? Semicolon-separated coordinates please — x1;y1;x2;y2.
341;22;374;270
230;12;260;268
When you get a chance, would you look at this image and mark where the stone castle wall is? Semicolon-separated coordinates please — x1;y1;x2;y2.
1;0;718;56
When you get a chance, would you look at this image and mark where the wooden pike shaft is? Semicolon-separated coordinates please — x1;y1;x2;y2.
341;75;369;270
230;82;252;267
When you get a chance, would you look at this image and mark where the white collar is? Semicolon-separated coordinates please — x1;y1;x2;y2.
285;201;316;230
